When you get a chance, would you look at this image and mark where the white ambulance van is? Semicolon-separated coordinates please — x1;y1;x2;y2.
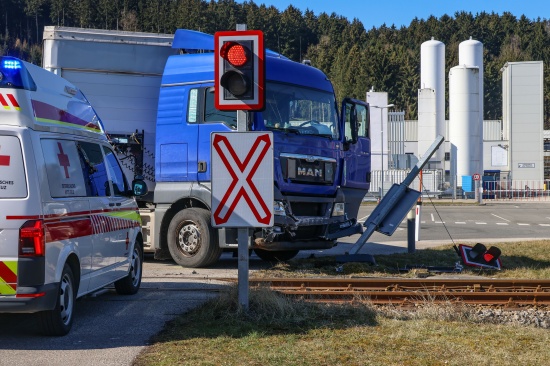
0;56;148;336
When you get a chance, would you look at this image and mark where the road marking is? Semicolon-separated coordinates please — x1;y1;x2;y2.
421;221;426;224
430;213;435;222
455;222;466;224
539;224;550;227
435;221;445;224
475;222;487;225
491;213;510;222
517;223;530;226
359;215;369;222
496;223;508;225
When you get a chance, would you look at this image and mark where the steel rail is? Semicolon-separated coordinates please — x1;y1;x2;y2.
248;278;550;306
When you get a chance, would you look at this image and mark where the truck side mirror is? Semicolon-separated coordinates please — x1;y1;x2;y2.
131;176;148;197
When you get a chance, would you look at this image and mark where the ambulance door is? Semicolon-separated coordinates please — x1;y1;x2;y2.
75;141;116;290
101;144;138;275
40;138;93;294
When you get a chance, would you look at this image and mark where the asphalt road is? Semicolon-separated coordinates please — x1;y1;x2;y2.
0;201;548;365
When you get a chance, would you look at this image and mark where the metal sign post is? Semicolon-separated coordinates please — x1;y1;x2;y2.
340;135;444;263
237;110;249;309
213;26;268;310
211;115;273;310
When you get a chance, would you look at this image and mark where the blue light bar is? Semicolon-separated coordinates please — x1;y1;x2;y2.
0;57;36;91
2;59;22;70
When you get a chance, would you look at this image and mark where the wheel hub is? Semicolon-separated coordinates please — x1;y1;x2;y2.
178;222;201;255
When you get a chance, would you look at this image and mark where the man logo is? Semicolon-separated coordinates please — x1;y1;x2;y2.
297;167;322;177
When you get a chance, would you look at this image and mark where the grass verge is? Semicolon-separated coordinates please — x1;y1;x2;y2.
258;239;550;279
134;240;550;366
134;286;550;366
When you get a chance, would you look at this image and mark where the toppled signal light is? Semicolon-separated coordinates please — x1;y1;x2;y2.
458;243;502;270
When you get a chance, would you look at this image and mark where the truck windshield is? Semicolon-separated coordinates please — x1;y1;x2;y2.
263;82;339;139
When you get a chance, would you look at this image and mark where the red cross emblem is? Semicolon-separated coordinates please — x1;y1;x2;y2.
57;142;70;178
0;155;9;166
212;133;272;225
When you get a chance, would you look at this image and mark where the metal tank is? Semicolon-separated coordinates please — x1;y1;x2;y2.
419;38;445;164
459;38;484;178
449;65;481;186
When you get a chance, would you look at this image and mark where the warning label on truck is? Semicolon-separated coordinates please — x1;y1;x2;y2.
0;136;27;199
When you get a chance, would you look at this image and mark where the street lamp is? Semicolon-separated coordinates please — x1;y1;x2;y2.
371;104;394;198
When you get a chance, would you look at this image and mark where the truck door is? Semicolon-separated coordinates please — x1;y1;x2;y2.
197;86;237;182
341;98;371;191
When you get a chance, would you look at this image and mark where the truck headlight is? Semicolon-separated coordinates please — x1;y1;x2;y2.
274;201;286;216
332;202;345;217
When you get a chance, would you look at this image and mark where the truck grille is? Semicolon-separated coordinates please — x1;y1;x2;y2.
290;202;325;216
280;153;335;185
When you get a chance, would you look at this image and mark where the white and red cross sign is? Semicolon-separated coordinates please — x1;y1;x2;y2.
211;132;273;227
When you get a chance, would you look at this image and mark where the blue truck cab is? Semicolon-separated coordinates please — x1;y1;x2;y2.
153;30;371;267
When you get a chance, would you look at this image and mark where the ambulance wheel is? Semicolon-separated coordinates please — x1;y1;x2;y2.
167;208;222;268
254;249;299;262
115;239;143;295
39;263;76;336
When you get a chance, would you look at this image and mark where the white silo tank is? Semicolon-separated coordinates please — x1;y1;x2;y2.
420;38;445;163
459;38;484;167
449;65;481;186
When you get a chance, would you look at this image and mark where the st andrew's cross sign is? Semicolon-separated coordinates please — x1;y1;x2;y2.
211;132;273;227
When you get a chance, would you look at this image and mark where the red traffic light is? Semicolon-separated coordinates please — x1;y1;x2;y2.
221;42;249;67
214;30;265;111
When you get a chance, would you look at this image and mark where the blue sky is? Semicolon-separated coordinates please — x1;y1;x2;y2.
239;0;550;29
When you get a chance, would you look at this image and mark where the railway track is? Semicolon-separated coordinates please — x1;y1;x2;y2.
248;278;550;306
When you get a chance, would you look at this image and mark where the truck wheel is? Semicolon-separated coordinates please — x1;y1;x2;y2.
254;249;299;262
39;263;76;336
167;208;222;268
115;239;143;295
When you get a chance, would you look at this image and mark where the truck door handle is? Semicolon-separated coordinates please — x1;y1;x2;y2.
198;161;207;172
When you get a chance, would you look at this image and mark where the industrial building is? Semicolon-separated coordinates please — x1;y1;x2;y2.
367;38;547;198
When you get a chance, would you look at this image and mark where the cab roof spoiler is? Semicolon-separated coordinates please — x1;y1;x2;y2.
172;29;287;59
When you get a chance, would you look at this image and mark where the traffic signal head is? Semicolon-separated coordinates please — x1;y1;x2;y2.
458;243;502;270
219;41;252;97
215;30;265;111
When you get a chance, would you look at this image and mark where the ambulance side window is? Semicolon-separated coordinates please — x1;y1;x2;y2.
102;145;128;196
77;141;109;197
41;139;88;198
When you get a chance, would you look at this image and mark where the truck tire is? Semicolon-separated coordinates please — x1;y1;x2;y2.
115;239;143;295
39;263;76;336
254;249;299;262
167;208;222;268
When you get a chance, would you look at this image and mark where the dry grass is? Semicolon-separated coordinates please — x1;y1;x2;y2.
255;239;550;279
133;240;550;366
134;286;550;366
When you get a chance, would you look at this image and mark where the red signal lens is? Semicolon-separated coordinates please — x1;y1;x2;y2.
221;42;249;67
483;253;495;262
483;246;501;263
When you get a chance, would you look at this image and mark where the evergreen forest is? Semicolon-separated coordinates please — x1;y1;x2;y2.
1;0;549;126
